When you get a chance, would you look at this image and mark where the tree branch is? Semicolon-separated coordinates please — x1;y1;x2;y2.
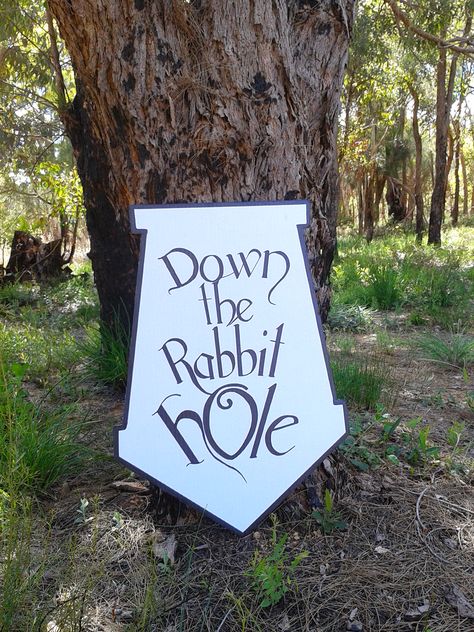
384;0;474;55
45;2;68;110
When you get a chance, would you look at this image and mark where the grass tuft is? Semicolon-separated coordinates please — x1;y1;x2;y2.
78;317;130;389
331;356;387;410
0;362;91;492
414;330;474;369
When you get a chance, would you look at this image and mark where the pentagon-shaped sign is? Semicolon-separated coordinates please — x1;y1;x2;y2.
115;201;347;534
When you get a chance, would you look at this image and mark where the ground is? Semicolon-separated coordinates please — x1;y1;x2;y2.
1;230;473;631
31;326;474;631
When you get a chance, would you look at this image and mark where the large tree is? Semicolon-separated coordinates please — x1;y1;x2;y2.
47;0;355;332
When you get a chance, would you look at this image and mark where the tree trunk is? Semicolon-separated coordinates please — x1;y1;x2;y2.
386;178;405;222
375;173;386;223
428;13;472;244
451;120;461;226
363;167;375;243
428;47;448;245
409;85;424;242
48;0;354;519
49;0;354;332
357;179;364;235
460;148;468;217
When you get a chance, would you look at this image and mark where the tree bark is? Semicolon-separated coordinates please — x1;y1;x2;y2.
49;0;354;333
386;178;405;222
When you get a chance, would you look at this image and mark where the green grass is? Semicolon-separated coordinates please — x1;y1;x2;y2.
78;317;130;389
0;359;93;630
0;362;91;492
333;225;473;326
331;355;388;410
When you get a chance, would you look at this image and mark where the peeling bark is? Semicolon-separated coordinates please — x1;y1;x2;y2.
48;0;354;330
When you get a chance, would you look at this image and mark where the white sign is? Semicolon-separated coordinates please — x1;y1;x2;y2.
115;201;347;534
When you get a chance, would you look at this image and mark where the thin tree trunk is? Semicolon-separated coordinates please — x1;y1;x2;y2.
428;47;448;245
409;84;424;242
364;168;375;243
374;172;385;224
428;12;472;244
460;148;468;217
400;105;408;212
358;180;364;235
451;120;461;226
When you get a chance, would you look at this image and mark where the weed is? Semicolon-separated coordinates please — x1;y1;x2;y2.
376;330;397;354
366;264;400;309
338;414;382;471
246;517;308;608
0;495;39;631
312;489;347;534
75;498;92;524
408;312;426;326
389;418;440;466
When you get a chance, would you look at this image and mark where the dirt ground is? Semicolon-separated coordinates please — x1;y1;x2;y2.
33;320;473;632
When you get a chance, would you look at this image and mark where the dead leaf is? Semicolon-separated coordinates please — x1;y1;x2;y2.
152;532;177;565
445;585;474;619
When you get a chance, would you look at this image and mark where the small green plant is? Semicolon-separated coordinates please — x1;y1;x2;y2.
327;302;374;332
376;330;397;354
246;518;308;608
75;498;91;524
312;489;347;534
338;414;382;471
444;421;472;473
366;264;400;310
400;418;440;465
446;421;465;450
408;312;426;326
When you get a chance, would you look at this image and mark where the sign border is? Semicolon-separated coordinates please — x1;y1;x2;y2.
113;200;349;535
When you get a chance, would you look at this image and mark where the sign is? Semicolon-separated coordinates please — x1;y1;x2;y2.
115;201;347;534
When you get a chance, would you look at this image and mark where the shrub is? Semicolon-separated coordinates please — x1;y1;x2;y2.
327;301;374;332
